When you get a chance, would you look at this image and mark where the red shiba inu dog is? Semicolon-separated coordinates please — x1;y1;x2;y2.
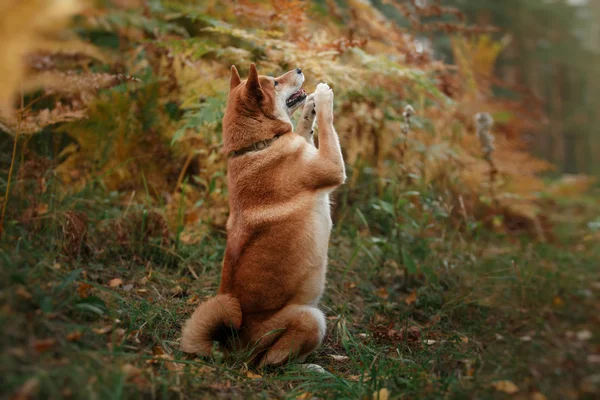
180;64;345;367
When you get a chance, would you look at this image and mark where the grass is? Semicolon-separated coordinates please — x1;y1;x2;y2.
1;184;599;400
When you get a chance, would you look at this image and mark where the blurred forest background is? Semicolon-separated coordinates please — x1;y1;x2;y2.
401;0;600;175
1;0;599;399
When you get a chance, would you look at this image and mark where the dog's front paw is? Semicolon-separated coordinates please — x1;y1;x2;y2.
314;83;333;121
300;93;316;122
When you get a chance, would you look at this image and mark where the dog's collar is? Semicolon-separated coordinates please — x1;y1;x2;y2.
228;135;282;158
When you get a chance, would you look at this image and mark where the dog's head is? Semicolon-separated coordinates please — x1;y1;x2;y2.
222;64;306;155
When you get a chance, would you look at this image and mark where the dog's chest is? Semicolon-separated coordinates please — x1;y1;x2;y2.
310;192;333;257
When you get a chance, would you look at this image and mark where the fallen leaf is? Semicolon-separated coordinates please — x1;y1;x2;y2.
127;330;141;343
151;346;183;372
186;294;200;304
552;296;564;307
329;354;349;362
520;335;532;342
490;380;519;394
35;203;49;215
77;283;92;298
15;286;32;300
425;339;437;345
66;331;82;342
122;363;141;378
12;377;40;400
296;393;313;400
170;285;183;296
246;371;262;379
577;330;592;341
112;328;127;345
581;374;600;393
53;262;62;270
348;372;372;382
122;363;149;390
109;278;123;288
372;388;390;400
33;338;57;353
587;354;600;364
405;289;417;305
8;347;26;359
92;325;112;335
376;287;389;300
531;392;548;400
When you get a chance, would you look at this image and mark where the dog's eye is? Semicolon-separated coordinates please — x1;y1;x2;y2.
274;80;279;87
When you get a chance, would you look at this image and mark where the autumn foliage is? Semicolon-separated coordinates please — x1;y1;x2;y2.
0;0;586;241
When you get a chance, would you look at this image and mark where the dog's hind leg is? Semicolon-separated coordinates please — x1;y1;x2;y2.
296;94;316;145
249;304;325;367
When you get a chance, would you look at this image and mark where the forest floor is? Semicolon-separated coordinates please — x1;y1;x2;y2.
1;191;599;400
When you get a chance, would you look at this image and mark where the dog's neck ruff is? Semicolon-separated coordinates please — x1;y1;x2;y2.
228;134;282;158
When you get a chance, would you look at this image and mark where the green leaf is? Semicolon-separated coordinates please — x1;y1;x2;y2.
74;303;105;316
57;268;82;291
402;249;418;275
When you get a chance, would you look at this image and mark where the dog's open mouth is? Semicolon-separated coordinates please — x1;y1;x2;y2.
286;89;307;108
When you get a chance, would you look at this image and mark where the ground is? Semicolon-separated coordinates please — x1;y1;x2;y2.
1;191;599;400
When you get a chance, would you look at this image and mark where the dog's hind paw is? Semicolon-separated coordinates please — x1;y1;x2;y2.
298;363;328;374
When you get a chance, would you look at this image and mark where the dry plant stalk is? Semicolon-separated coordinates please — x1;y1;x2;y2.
0;90;24;238
399;104;415;164
474;112;497;204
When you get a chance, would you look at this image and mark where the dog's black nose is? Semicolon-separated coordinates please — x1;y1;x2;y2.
296;68;302;74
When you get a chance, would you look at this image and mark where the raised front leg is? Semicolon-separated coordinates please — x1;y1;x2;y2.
311;83;346;188
296;83;346;191
295;94;316;145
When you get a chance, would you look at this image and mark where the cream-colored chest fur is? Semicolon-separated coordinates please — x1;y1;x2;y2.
292;191;332;306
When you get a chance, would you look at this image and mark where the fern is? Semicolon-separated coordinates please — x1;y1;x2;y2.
172;96;226;144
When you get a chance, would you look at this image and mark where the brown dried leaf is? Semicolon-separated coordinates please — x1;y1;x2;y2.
33;338;57;353
376;287;389;299
0;106;87;136
186;294;200;305
66;331;82;342
246;371;262;379
372;388;390;400
405;289;417;305
490;380;519;394
170;285;183;296
109;278;123;288
11;377;40;400
35;203;49;215
151;346;183;372
92;325;112;335
15;285;32;300
121;363;141;378
76;282;92;298
531;393;548;400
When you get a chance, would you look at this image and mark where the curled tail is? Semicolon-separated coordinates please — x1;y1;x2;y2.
180;294;242;355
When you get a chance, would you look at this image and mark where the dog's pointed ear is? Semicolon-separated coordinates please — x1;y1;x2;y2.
230;65;241;90
245;63;263;100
